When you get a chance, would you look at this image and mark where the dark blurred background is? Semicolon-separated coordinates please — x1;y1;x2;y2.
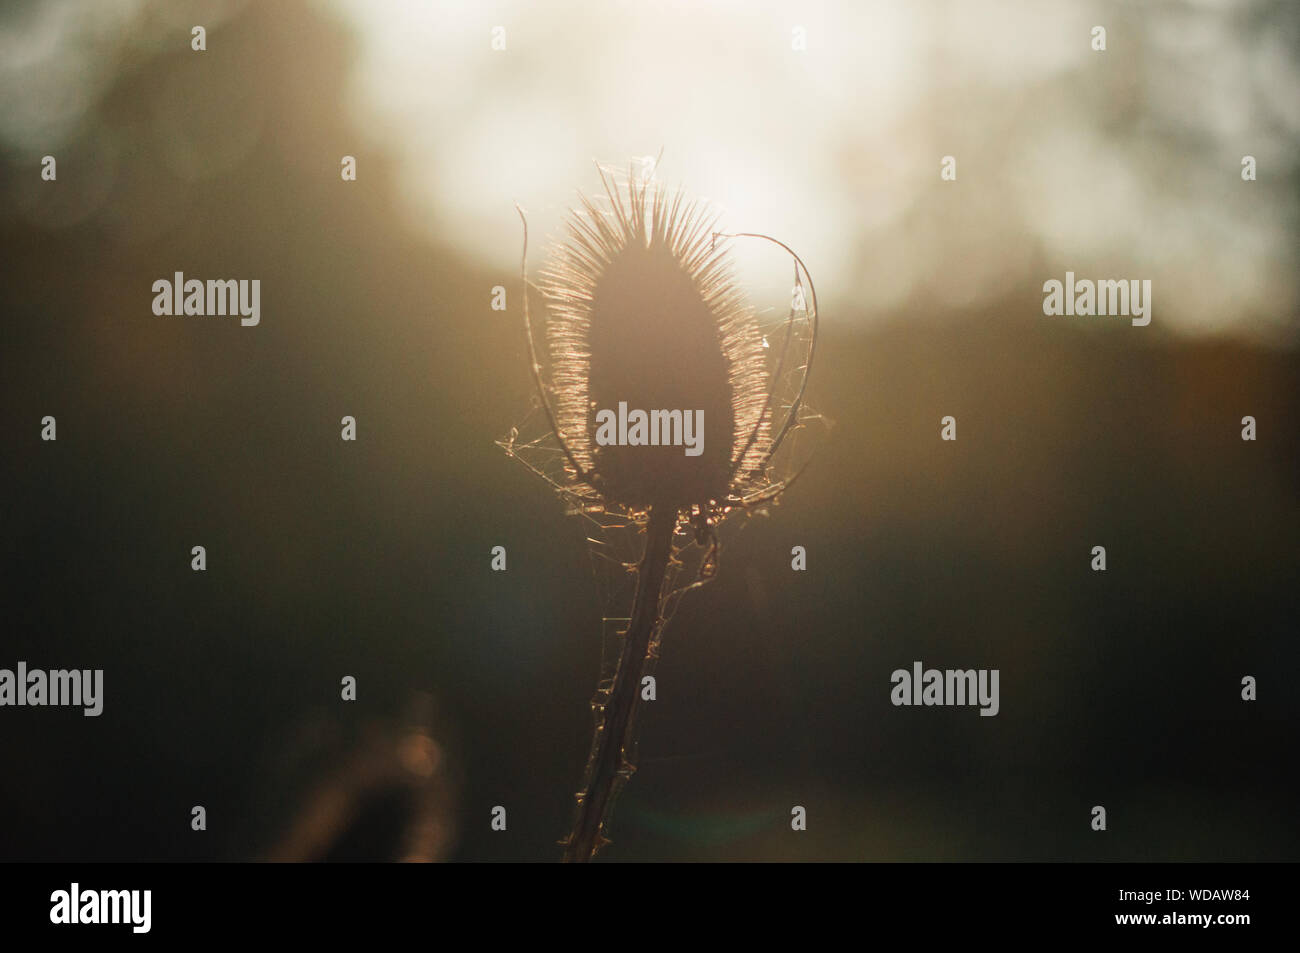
1;0;1297;861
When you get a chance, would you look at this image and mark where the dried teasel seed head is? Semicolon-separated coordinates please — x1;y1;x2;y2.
540;169;770;511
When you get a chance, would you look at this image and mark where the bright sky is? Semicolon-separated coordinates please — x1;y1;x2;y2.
325;0;1298;342
3;0;1296;341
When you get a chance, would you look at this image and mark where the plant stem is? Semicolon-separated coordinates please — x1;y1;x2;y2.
562;504;678;862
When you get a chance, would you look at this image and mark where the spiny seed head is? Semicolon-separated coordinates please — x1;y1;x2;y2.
540;170;771;511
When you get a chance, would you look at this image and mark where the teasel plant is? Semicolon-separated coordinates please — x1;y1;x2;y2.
500;160;822;862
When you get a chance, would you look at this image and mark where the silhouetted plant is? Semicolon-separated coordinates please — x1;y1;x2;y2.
503;162;820;861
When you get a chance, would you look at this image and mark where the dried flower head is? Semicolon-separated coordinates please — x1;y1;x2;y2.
538;168;770;511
